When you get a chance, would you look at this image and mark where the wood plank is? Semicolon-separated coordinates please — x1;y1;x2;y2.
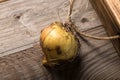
0;45;52;80
90;0;120;54
0;0;70;56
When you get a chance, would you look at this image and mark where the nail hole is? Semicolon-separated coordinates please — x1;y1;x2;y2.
81;18;89;23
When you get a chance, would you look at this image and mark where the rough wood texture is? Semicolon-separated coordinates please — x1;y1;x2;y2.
0;45;52;80
0;0;69;56
0;0;120;80
90;0;120;54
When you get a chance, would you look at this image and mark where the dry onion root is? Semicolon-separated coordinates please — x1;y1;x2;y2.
40;0;120;67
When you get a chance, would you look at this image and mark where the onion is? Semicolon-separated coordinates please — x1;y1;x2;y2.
40;22;79;66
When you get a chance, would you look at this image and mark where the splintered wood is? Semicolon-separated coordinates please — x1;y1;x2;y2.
90;0;120;55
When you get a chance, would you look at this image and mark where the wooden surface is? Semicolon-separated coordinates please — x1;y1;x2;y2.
90;0;120;55
0;0;120;80
0;45;52;80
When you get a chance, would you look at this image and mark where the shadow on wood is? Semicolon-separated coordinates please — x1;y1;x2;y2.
45;55;82;80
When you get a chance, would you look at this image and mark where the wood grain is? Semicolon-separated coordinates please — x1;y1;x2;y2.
0;0;69;56
90;0;120;54
0;45;52;80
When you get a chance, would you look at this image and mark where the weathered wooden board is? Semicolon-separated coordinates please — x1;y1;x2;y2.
0;0;69;56
90;0;120;54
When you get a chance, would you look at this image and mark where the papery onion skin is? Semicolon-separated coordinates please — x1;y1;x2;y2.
40;22;79;66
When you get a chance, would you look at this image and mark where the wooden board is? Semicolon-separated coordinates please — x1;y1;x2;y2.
90;0;120;54
0;45;52;80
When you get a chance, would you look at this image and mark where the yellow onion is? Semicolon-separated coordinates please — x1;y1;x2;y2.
40;22;79;66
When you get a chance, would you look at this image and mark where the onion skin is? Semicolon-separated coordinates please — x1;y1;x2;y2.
40;22;79;66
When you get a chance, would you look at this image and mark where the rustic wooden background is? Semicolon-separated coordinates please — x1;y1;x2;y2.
0;0;120;80
0;0;102;57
